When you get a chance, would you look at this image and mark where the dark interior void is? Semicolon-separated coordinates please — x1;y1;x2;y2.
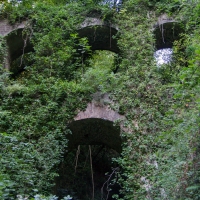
154;22;183;50
78;26;119;53
67;118;122;153
9;53;34;78
54;145;122;200
6;29;33;75
54;118;122;199
6;29;33;62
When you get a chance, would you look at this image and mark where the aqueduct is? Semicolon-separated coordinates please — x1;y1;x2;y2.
0;13;182;69
0;16;119;70
0;15;124;154
0;12;184;199
0;13;183;152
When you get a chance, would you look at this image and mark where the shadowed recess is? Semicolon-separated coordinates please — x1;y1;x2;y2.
6;28;33;73
68;118;122;153
154;21;183;50
78;25;119;53
6;29;33;62
55;117;122;199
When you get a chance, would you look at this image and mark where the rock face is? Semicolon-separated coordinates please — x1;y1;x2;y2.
68;93;125;153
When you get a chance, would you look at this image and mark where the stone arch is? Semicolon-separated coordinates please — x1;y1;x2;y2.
0;17;119;71
78;17;119;53
1;15;185;70
0;19;33;70
67;93;125;153
56;94;124;199
6;28;33;71
0;19;25;36
154;14;183;50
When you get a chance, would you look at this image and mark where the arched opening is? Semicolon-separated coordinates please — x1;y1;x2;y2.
54;118;122;200
6;22;119;77
154;20;183;66
5;28;33;75
79;18;119;53
76;49;120;89
154;21;181;50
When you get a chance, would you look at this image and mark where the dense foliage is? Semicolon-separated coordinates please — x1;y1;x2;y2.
0;0;200;199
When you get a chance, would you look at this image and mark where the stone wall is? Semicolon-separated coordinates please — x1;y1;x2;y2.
0;19;25;36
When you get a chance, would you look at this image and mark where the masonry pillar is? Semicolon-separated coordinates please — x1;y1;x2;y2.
4;42;10;70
